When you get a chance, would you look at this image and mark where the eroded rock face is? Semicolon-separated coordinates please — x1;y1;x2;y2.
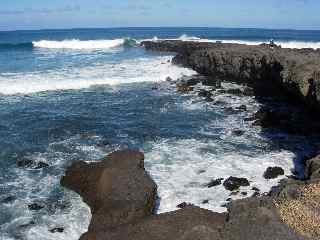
81;206;227;240
142;40;320;112
225;197;304;240
61;150;157;234
305;155;320;179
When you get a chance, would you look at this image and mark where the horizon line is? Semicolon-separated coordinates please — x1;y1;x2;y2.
1;26;320;33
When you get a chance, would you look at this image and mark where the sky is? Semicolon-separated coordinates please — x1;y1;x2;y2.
0;0;319;31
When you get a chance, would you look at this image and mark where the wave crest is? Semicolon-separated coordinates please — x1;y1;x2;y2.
32;38;137;50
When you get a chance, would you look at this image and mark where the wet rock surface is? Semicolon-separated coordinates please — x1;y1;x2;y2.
264;167;285;179
223;177;250;191
28;203;45;211
207;178;224;188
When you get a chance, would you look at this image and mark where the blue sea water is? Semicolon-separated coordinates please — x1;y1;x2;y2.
1;27;320;240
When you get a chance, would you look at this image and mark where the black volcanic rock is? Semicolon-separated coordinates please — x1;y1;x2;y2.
264;167;285;179
49;227;64;233
223;177;250;191
207;178;224;188
17;158;34;168
28;203;44;211
198;89;213;98
142;40;320;112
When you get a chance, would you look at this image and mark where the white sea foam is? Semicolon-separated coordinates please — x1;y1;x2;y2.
0;56;196;95
33;39;126;50
0;134;108;240
145;137;294;214
148;34;320;49
198;39;320;49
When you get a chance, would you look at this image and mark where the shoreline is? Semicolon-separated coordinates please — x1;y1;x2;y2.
61;41;320;239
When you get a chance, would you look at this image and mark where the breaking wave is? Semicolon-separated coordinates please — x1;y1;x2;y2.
0;56;196;95
0;38;138;51
32;38;137;50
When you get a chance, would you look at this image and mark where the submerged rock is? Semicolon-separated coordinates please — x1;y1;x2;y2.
17;157;49;169
28;203;44;211
34;162;49;169
1;195;16;204
17;158;34;168
223;177;250;191
49;227;64;233
177;202;193;209
176;83;194;93
237;105;247;111
202;199;209;204
198;89;213;98
264;167;285;179
232;129;245;136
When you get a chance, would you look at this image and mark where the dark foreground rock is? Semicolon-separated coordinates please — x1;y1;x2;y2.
61;150;157;233
61;150;313;240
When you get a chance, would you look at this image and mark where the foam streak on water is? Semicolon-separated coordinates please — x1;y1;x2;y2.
0;56;195;95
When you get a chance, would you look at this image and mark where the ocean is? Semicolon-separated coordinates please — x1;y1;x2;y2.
1;27;320;240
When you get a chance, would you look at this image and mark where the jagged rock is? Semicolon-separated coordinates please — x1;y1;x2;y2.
176;84;194;93
225;89;244;96
17;158;34;168
225;197;303;240
34;162;49;169
232;130;245;136
142;40;320;112
237;105;247;111
17;157;49;169
198;89;213;98
223;177;250;191
28;203;44;211
305;155;320;179
61;150;157;233
207;178;224;188
177;202;192;209
264;167;285;179
49;227;64;233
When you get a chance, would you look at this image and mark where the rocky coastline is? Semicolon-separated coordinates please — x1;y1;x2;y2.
61;41;320;239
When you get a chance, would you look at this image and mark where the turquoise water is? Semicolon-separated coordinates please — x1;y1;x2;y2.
0;28;320;240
